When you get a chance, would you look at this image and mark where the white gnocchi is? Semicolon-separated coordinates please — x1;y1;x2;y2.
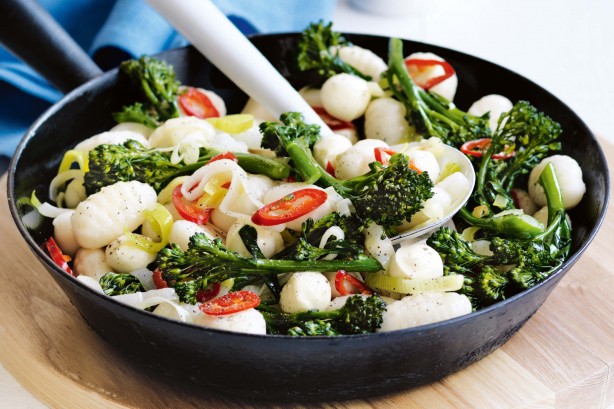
334;138;389;180
168;220;215;251
105;235;157;274
468;94;513;131
388;242;443;280
73;248;114;281
225;219;284;258
528;155;586;209
364;97;413;144
148;116;215;148
71;181;157;249
336;45;387;81
109;122;154;138
52;210;79;256
279;272;331;313
192;308;266;335
321;73;371;122
378;292;472;331
312;132;352;170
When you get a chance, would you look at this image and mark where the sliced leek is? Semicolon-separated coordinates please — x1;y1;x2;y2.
207;114;253;134
30;190;72;218
58;150;89;173
49;169;83;202
438;162;460;182
125;203;173;253
365;273;464;295
461;226;481;242
196;174;229;209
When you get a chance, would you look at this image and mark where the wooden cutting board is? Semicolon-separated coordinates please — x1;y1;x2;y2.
0;141;612;409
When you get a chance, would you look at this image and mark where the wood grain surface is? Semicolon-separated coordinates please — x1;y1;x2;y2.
0;141;612;408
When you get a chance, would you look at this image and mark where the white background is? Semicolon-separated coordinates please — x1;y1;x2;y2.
2;0;613;406
334;0;614;142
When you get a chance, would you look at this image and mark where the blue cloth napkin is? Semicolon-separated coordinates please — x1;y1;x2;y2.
0;0;336;157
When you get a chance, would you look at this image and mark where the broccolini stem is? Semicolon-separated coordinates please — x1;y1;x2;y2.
163;150;291;186
458;207;544;239
388;38;433;136
418;90;463;122
140;77;159;106
233;152;290;180
536;163;571;253
285;143;322;184
538;163;564;226
238;256;382;274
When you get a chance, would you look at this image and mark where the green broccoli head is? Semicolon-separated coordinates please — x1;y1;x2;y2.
119;56;180;120
297;21;370;80
100;272;144;296
173;278;207;305
477;265;509;304
288;320;340;336
426;227;485;268
341;153;434;234
260;294;387;336
260;112;322;158
112;102;161;129
84;139;186;194
332;294;387;334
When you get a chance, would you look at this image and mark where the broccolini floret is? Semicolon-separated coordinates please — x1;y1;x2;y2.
273;212;366;261
259;294;387;335
385;37;492;146
113;56;180;128
427;164;571;309
287;319;339;336
155;233;382;304
83;139;291;194
297;21;370;81
100;272;144;296
260;113;434;235
456;101;563;238
471;101;562;212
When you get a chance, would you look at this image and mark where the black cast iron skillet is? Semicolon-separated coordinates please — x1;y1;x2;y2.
2;0;610;402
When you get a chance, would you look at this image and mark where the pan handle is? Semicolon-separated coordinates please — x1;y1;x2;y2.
0;0;103;94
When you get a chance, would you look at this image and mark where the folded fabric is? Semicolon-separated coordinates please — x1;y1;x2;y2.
0;0;336;157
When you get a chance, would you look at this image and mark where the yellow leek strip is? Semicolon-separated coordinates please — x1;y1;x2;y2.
461;226;481;242
196;174;229;209
365;273;464;295
125;203;173;253
206;114;253;134
58;150;89;173
30;190;42;209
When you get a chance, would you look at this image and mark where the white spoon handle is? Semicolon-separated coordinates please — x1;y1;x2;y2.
145;0;332;133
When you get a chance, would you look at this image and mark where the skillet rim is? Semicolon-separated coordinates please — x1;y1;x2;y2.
6;32;610;341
